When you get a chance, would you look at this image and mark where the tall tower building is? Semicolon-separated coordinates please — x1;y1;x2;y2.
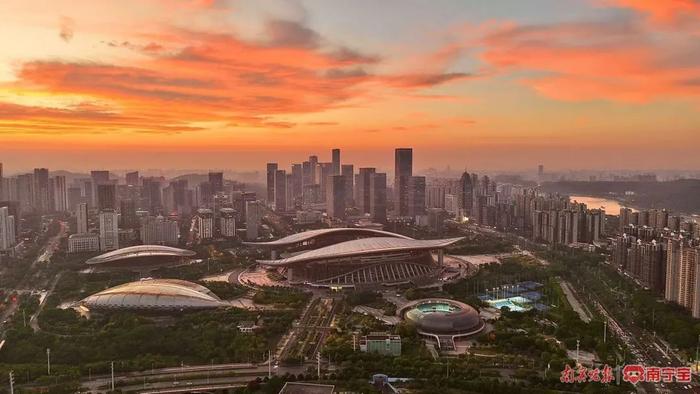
369;172;387;222
266;163;278;205
208;172;224;193
53;175;68;212
0;206;16;251
326;175;346;219
197;208;214;239
125;171;139;186
356;168;376;214
407;176;426;217
274;169;287;213
119;199;137;229
245;201;263;240
76;202;89;234
341;164;354;206
99;210;119;251
317;163;333;203
141;177;162;214
33;168;50;213
459;172;474;216
219;208;237;238
394;148;413;216
331;148;341;176
97;183;117;211
90;170;110;208
291;164;303;206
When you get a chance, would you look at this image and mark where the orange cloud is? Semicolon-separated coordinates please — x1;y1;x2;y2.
606;0;700;23
480;19;700;102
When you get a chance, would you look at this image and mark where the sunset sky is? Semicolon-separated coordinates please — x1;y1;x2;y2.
1;0;700;173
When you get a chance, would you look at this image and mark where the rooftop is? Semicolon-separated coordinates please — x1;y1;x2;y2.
244;227;412;247
85;245;196;265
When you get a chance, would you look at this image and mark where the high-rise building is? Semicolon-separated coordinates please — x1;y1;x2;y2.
97;183;117;211
302;161;313;191
341;164;354;206
125;171;139;186
99;210;119;251
245;201;263;240
407;176;426;217
33;168;50;213
68;233;100;253
266;163;278;205
119;199;138;229
291;164;303;207
369;172;387;222
53;175;68;212
141;177;162;214
0;162;3;201
356;168;375;214
394;148;413;216
459;172;474;216
76;202;89;234
208;172;224;193
219;207;236;238
197;208;214;239
326;175;346;219
332;148;341;175
91;170;110;208
274;169;287;213
0;206;16;251
141;215;179;245
317;163;333;203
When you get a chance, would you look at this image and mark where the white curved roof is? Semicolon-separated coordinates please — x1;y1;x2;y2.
243;228;412;247
258;237;463;266
81;279;223;309
86;245;196;265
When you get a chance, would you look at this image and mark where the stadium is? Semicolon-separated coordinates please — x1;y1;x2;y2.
81;279;224;310
250;229;463;287
400;298;485;349
85;245;196;271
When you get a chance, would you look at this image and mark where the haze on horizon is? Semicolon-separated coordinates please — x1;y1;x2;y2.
1;0;700;172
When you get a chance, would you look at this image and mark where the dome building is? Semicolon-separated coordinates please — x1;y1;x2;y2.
400;298;485;349
81;279;224;310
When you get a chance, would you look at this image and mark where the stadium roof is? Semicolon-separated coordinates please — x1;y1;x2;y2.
243;227;412;247
86;245;196;265
81;279;223;309
258;237;463;265
401;298;484;336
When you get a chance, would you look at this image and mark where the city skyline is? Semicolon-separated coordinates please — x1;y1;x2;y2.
2;1;700;170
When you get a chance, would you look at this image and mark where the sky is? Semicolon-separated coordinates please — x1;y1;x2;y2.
1;0;700;173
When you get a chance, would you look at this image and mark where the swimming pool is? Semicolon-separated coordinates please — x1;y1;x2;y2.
487;296;532;312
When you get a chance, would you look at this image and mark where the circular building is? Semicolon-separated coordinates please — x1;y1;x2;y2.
400;298;485;347
85;245;196;271
81;279;223;310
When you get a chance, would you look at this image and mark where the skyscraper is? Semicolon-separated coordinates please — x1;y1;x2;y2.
141;177;162;214
0;206;16;251
76;202;88;234
99;210;119;251
369;172;387;222
317;163;333;203
125;171;139;186
356;168;376;214
394;148;413;216
208;171;224;193
245;201;262;240
326;175;346;219
274;169;287;212
120;199;137;229
33;168;49;213
53;175;68;212
332;148;341;175
219;207;236;238
407;176;426;217
197;208;214;239
459;172;474;216
341;164;354;206
91;170;110;207
97;183;117;211
291;164;303;206
266;163;278;205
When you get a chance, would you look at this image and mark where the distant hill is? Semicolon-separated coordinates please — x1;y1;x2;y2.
541;180;700;214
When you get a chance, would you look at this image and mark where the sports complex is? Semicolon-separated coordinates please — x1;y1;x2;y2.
399;298;485;350
246;228;463;288
85;245;196;271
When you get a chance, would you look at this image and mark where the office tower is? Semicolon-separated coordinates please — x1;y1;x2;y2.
141;215;179;245
445;194;458;215
341;164;354;206
309;155;319;182
394;148;413;216
291;164;303;206
302;184;322;207
33;168;49;213
326;175;346;219
356;168;376;214
274;169;287;212
332;148;341;175
76;202;88;234
99;210;119;251
285;173;295;211
219;207;236;238
459;172;474;216
208;172;224;193
67;233;100;253
407;176;426;217
97;183;117;211
369;172;387;222
232;191;256;223
317;163;333;203
0;206;16;251
141;177;162;213
197;208;214;239
52;175;68;212
245;201;262;240
170;179;188;213
91;170;110;207
125;171;139;186
120;199;137;229
302;161;313;191
266;163;278;205
196;181;213;207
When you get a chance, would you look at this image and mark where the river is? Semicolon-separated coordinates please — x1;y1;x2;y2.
569;195;631;215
